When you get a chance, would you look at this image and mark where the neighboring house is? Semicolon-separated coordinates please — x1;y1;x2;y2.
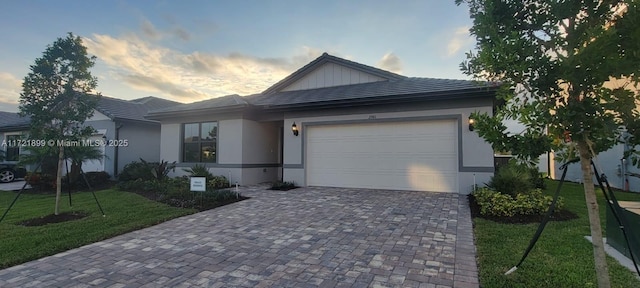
0;96;180;177
550;140;640;192
148;53;499;194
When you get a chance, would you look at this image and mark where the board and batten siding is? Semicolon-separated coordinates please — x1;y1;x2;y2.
281;62;386;92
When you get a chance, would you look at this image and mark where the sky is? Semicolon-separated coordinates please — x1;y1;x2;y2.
0;0;477;112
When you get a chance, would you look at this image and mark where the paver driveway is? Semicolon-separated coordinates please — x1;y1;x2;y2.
0;187;479;288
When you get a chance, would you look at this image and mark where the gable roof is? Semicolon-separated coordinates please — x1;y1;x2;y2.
147;53;499;119
262;53;406;95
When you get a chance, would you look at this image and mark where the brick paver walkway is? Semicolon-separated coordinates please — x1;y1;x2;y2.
0;186;479;287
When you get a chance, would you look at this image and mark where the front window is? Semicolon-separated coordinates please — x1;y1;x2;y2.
183;122;217;162
5;135;20;162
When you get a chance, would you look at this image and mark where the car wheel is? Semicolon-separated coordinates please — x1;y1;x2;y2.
0;169;15;183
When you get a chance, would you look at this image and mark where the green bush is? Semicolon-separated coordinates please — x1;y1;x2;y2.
25;172;56;191
64;171;111;188
487;162;533;197
473;187;564;217
116;179;166;194
207;175;230;190
118;160;156;182
527;166;546;189
270;181;297;190
118;159;176;182
183;164;213;180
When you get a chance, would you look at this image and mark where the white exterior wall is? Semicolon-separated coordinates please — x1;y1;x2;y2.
282;104;494;194
282;63;385;91
553;143;640;192
161;117;280;185
118;122;162;174
218;119;243;164
160;123;181;163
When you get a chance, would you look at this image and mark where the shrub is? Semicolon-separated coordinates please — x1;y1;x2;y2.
117;179;167;194
183;164;213;180
64;171;111;188
473;187;564;217
207;175;230;190
25;172;56;191
527;166;546;189
143;159;176;181
270;181;297;191
487;162;533;197
118;160;155;182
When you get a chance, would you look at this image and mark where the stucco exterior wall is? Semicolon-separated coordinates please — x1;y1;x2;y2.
117;122;162;175
553;143;640;192
160;117;281;185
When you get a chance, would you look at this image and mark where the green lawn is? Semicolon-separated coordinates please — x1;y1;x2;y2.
474;180;640;288
0;189;196;269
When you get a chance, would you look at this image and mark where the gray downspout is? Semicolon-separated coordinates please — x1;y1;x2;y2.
114;123;124;176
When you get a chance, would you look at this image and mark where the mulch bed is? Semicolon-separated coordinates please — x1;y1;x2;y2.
129;190;249;212
468;194;578;224
19;211;89;226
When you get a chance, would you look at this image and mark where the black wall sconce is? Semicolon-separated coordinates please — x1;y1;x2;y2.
292;122;299;136
468;118;475;131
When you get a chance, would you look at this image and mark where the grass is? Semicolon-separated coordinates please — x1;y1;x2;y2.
0;189;196;269
474;179;640;288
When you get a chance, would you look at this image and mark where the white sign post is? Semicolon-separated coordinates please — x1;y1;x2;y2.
190;177;206;192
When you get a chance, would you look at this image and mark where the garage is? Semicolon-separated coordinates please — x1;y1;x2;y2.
306;119;458;192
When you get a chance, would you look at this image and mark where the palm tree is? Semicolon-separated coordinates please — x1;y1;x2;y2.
19;144;105;185
65;145;105;184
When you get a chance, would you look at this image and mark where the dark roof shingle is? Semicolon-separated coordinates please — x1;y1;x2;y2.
148;94;249;115
252;77;493;107
0;111;30;130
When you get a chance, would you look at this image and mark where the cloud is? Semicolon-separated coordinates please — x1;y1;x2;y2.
140;17;191;42
172;27;190;41
140;19;161;41
0;72;21;111
377;52;403;74
446;26;473;57
83;34;323;102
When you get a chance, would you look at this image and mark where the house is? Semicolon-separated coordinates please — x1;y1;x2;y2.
550;141;640;192
147;53;499;194
0;96;180;177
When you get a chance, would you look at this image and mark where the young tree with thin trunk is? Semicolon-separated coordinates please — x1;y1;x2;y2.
19;33;100;215
455;1;640;287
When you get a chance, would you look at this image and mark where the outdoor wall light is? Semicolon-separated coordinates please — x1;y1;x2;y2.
468;118;475;131
291;122;299;136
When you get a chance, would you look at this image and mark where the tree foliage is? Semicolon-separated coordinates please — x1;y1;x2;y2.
19;32;99;141
456;1;640;287
18;32;100;215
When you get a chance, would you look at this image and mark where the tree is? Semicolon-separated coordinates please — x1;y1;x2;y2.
455;1;640;287
19;33;100;215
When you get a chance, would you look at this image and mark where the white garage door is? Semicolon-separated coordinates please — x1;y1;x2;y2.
306;120;458;192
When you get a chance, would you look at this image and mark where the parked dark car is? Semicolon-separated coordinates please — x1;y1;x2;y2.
0;163;27;183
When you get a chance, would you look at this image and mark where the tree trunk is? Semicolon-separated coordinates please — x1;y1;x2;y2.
55;145;64;215
577;141;611;288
